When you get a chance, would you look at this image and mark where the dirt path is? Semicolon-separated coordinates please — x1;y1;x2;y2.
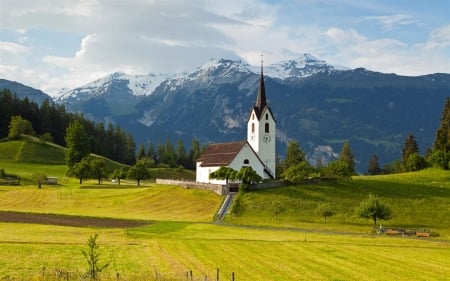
0;211;151;228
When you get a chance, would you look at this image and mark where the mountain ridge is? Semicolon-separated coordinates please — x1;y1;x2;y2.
1;55;449;173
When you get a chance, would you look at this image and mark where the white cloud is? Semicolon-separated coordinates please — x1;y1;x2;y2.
423;25;450;50
0;0;449;95
364;14;417;30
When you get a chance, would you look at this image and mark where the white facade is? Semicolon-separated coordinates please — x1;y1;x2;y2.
196;143;267;184
247;107;276;178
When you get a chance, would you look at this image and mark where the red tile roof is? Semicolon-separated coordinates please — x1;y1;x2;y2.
198;141;247;167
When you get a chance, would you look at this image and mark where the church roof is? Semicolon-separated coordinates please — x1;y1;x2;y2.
252;62;275;121
255;64;267;115
197;141;247;167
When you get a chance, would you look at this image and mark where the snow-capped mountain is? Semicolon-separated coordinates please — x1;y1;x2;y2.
55;71;173;121
56;71;171;102
252;53;336;79
48;54;450;172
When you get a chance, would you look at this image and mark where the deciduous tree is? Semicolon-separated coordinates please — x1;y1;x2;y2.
357;194;392;226
65;120;90;168
209;166;237;184
127;159;151;186
8;115;36;139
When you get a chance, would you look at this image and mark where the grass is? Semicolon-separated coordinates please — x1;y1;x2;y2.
0;222;449;280
0;138;449;280
225;169;450;238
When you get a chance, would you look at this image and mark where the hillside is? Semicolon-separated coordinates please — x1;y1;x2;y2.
227;168;450;237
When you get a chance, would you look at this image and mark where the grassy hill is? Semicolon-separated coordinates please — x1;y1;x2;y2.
0;137;195;183
227;169;450;237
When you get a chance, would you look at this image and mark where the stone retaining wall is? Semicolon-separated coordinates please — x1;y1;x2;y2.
156;179;228;196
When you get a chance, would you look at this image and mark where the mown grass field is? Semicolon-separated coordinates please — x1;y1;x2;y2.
0;138;449;280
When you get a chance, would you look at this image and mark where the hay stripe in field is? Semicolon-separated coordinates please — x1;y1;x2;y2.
0;211;151;228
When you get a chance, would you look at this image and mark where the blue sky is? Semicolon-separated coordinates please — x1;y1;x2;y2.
1;0;449;96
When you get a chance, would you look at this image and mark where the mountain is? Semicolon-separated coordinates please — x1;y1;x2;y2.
124;59;450;173
5;55;450;173
55;72;172;122
0;79;53;105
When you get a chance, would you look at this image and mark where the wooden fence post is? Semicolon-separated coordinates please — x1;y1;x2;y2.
216;268;219;281
231;272;235;281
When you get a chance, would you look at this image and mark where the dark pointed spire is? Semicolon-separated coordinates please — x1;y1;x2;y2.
255;57;267;112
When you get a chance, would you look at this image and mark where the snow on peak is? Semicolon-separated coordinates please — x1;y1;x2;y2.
259;53;335;79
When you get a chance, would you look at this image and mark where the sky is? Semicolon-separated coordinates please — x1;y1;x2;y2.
1;0;450;96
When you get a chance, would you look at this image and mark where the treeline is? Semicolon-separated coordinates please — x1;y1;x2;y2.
1;88;204;169
0;88;136;164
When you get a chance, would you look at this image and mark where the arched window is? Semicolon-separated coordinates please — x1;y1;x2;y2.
266;113;269;120
265;123;269;133
251;123;255;133
243;159;249;165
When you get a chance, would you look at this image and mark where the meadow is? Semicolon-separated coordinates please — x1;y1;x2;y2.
0;139;449;280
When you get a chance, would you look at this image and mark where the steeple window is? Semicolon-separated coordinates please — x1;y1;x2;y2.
265;123;269;133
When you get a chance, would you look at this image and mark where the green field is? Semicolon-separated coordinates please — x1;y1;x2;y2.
0;139;449;280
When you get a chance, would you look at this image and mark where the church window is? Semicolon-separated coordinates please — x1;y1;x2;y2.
266;113;269;120
243;159;249;165
252;113;254;120
265;123;269;133
251;123;255;133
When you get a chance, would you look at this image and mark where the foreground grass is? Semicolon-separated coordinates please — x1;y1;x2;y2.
0;222;449;280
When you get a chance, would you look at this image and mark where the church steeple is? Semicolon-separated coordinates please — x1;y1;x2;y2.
255;60;267;116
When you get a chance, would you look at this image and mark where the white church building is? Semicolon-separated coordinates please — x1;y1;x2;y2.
196;64;276;184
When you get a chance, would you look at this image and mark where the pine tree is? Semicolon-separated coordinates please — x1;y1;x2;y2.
339;142;355;175
434;97;450;152
137;144;147;160
402;133;419;164
368;154;381;175
284;140;305;168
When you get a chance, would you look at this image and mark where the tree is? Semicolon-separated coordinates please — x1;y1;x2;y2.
339;142;355;175
402;133;419;165
90;158;106;185
136;144;147;160
405;153;426;172
431;98;450;169
82;234;110;280
8;115;36;139
281;140;314;182
316;204;334;223
236;166;262;185
65;120;90;168
322;160;352;180
209;166;237;184
367;154;381;175
176;139;188;168
111;168;126;185
39;132;54;144
32;173;47;189
284;140;306;168
434;97;450;152
127;158;151;186
282;161;315;183
357;194;392;226
270;200;285;219
69;157;91;184
188;138;202;170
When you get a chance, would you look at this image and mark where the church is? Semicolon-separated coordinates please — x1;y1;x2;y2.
196;64;276;184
